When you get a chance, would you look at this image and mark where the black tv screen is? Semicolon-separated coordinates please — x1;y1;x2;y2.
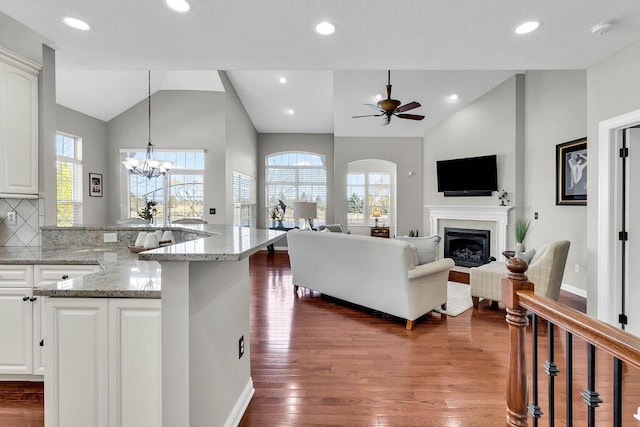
436;155;498;196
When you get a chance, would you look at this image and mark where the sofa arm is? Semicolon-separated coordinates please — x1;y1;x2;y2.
407;258;455;280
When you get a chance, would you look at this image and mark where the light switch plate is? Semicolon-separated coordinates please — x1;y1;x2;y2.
103;233;118;243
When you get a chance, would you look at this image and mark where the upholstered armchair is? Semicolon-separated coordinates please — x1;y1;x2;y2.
469;240;570;308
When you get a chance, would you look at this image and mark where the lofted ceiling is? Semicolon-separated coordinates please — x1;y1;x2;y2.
1;1;640;136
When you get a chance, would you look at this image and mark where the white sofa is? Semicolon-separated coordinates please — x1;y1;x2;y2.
287;230;455;330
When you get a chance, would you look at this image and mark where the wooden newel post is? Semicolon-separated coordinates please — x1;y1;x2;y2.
502;257;534;427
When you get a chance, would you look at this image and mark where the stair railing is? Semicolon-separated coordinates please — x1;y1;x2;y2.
503;257;640;427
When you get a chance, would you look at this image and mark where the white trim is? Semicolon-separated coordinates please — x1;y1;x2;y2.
425;205;513;257
0;192;38;199
561;283;587;299
224;377;254;427
0;374;43;381
597;108;640;325
0;46;41;75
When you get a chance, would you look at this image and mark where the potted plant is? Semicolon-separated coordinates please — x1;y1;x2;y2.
515;219;530;252
138;198;158;223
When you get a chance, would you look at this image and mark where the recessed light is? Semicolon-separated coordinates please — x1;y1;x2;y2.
61;16;91;31
279;76;287;84
515;21;540;35
164;0;191;13
374;94;383;101
315;21;335;35
286;109;295;115
448;94;459;102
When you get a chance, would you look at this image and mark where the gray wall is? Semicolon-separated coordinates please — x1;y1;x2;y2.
220;71;258;225
0;12;48;64
423;75;524;245
524;70;587;292
257;133;334;228
586;39;640;315
107;90;226;224
57;105;109;224
334;136;423;236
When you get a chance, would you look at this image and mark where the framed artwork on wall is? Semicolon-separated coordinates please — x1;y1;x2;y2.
89;172;103;197
556;138;587;206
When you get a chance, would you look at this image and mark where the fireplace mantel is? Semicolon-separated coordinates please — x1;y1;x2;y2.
425;205;513;259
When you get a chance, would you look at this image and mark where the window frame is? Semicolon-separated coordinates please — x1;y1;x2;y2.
56;132;83;226
233;171;256;227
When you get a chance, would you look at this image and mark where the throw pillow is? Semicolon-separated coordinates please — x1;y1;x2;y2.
515;248;536;264
395;235;441;265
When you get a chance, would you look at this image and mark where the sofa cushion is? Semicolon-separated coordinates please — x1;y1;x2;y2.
395;235;441;265
515;248;536;264
318;224;344;233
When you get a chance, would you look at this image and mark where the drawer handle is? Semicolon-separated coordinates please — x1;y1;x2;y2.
22;296;29;301
29;297;37;302
61;275;69;280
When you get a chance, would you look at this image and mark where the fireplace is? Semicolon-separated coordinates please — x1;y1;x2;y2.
443;227;491;267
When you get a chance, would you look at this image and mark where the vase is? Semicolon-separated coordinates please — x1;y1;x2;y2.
515;242;525;253
277;220;284;229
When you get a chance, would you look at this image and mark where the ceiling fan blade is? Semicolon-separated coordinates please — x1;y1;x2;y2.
365;103;382;111
395;101;421;113
396;113;425;121
352;113;384;118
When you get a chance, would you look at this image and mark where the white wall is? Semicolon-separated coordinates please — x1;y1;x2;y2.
106;90;226;224
524;70;587;292
257;133;334;227
586;39;640;315
334;136;423;237
423;75;524;246
220;71;258;225
57;105;109;224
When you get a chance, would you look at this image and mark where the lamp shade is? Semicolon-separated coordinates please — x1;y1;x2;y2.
294;202;317;220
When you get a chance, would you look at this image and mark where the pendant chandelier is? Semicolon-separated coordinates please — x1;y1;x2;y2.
121;70;173;179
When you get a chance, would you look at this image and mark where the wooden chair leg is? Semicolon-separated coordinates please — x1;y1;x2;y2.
405;320;415;331
441;303;447;310
472;296;479;309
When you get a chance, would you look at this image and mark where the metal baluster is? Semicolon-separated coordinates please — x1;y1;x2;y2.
580;343;603;427
544;321;560;426
566;331;573;427
613;357;623;427
528;313;542;425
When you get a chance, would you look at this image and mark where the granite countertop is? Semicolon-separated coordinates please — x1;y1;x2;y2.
1;225;286;299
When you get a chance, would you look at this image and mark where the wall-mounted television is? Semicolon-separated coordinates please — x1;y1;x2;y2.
436;154;498;197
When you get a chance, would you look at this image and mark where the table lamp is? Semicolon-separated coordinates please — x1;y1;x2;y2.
294;202;317;230
372;208;381;226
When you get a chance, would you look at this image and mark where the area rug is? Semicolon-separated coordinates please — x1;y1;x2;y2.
433;281;474;317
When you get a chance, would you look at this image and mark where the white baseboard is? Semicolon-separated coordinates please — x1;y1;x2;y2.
561;283;587;298
224;377;255;427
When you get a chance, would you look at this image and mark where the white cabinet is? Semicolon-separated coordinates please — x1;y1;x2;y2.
0;48;40;198
45;298;162;427
34;264;101;285
0;265;33;376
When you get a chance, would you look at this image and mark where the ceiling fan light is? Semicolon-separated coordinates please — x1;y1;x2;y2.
315;21;335;35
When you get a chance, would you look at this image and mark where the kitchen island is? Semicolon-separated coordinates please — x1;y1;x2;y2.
28;224;285;427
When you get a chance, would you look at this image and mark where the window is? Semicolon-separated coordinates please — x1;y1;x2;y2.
265;152;326;228
56;133;83;226
120;150;205;223
347;160;396;227
233;171;256;227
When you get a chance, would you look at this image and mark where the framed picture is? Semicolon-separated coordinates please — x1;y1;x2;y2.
89;173;103;197
556;138;587;206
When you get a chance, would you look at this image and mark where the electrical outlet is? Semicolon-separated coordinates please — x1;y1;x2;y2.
238;335;245;359
209;208;216;215
574;264;580;273
6;211;17;226
103;233;118;243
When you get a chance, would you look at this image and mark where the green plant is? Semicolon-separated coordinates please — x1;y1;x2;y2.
138;199;158;222
515;219;531;243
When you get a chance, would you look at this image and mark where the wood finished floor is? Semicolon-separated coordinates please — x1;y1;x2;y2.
0;251;636;426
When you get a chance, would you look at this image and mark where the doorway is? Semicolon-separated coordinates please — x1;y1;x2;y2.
623;127;640;335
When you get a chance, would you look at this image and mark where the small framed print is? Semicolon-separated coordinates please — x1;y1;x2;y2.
89;173;103;197
556;138;587;206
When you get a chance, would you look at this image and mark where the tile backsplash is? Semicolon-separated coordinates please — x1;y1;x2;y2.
0;198;43;247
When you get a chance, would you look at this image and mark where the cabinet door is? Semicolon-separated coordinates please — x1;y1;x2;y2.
45;299;108;427
0;61;38;196
0;288;33;374
0;265;33;287
32;295;45;375
109;299;162;427
34;264;101;285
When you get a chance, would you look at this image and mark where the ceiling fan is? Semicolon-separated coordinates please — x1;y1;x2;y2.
352;70;425;125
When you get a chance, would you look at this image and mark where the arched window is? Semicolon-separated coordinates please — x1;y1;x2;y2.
265;152;326;228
